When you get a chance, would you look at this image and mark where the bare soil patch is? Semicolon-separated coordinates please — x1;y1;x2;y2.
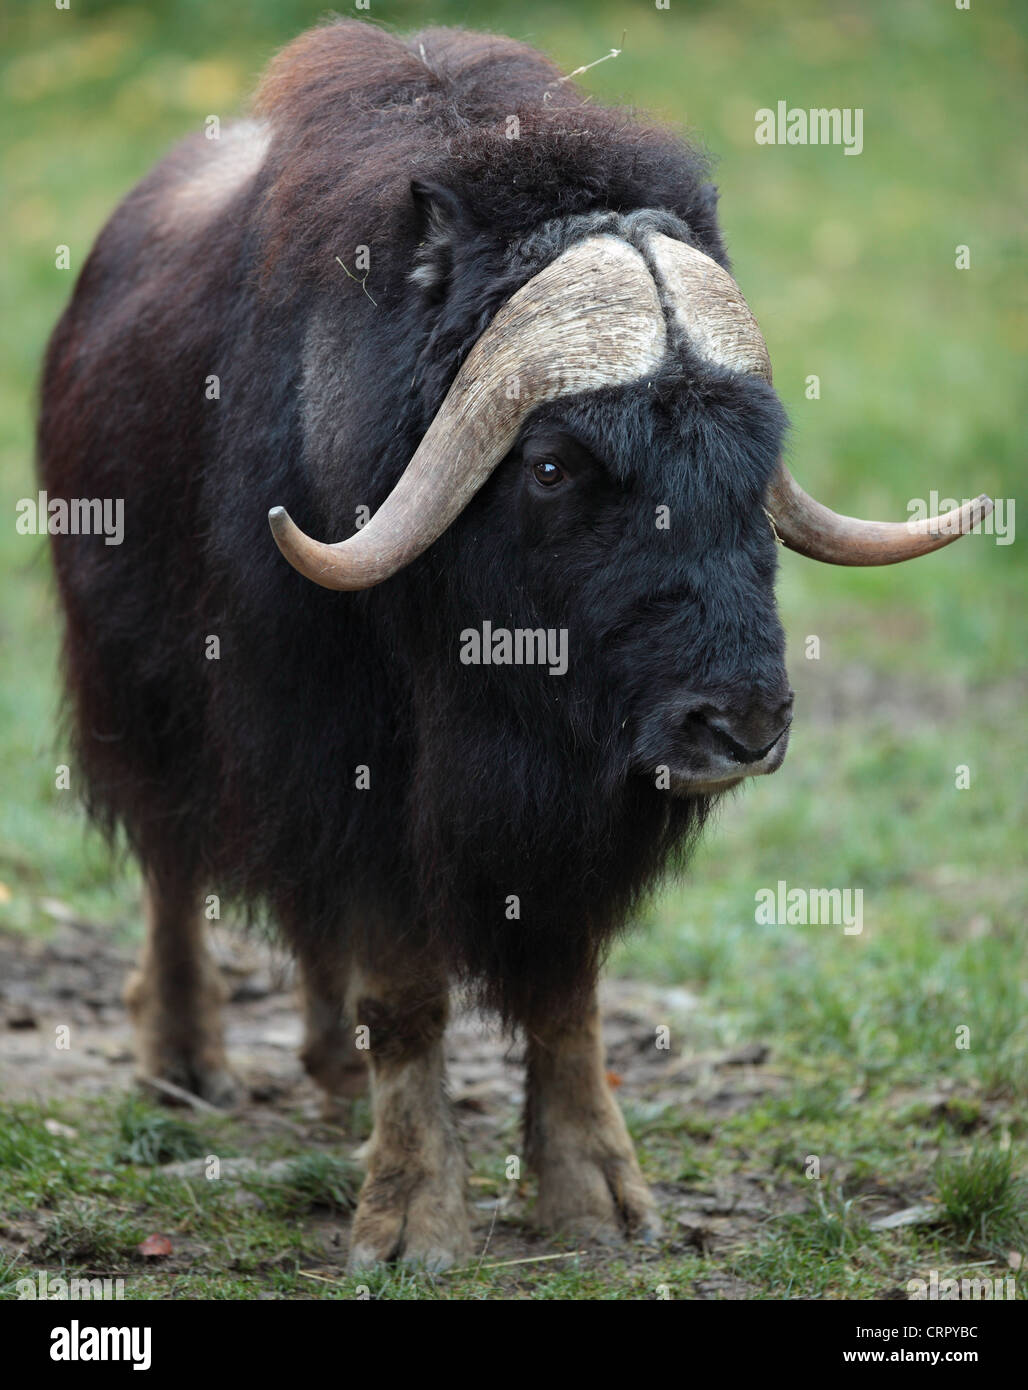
0;916;800;1286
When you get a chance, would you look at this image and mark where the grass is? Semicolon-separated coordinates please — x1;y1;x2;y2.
0;1093;1021;1300
112;1095;211;1167
738;1186;881;1300
1;0;1025;1299
935;1146;1027;1255
35;1202;145;1267
243;1154;362;1217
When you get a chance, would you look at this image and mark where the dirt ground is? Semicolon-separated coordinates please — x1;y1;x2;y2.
0;911;814;1293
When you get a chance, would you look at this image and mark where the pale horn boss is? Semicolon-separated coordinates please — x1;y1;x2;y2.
270;233;992;588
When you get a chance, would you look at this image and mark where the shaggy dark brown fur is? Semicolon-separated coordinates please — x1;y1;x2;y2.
39;20;787;1031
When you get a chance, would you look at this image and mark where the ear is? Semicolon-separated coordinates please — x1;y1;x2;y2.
409;179;464;302
410;178;464;228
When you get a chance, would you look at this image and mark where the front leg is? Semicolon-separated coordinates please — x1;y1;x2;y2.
346;963;471;1272
524;984;662;1242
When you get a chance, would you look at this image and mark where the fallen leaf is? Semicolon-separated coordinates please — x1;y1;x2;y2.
43;1119;78;1139
870;1204;939;1230
605;1069;623;1088
137;1234;173;1257
39;898;80;923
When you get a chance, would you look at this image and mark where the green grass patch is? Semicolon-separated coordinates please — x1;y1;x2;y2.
242;1153;361;1217
736;1185;882;1299
935;1146;1027;1255
34;1201;144;1266
111;1095;211;1167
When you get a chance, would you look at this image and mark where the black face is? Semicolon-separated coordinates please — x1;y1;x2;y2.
482;369;793;799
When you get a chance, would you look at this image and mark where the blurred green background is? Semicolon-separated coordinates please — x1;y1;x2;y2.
1;0;1025;1288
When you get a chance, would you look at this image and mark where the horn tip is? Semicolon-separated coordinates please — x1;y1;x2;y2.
268;505;290;539
962;494;994;534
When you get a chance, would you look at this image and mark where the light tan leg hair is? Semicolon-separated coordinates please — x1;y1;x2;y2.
346;962;471;1271
525;983;662;1242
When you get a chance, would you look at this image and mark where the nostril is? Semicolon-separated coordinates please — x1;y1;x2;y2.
707;721;785;765
678;699;791;766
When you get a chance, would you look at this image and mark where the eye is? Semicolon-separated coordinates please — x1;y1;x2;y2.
531;459;565;488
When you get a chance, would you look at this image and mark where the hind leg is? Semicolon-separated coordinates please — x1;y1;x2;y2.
295;938;368;1114
124;872;238;1107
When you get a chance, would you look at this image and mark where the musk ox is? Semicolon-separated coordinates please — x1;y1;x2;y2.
37;20;989;1269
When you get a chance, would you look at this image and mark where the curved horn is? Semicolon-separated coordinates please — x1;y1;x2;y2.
766;469;993;566
647;233;772;381
269;236;666;590
647;232;993;565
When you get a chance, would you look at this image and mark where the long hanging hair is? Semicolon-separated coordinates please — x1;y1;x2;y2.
37;20;783;1025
